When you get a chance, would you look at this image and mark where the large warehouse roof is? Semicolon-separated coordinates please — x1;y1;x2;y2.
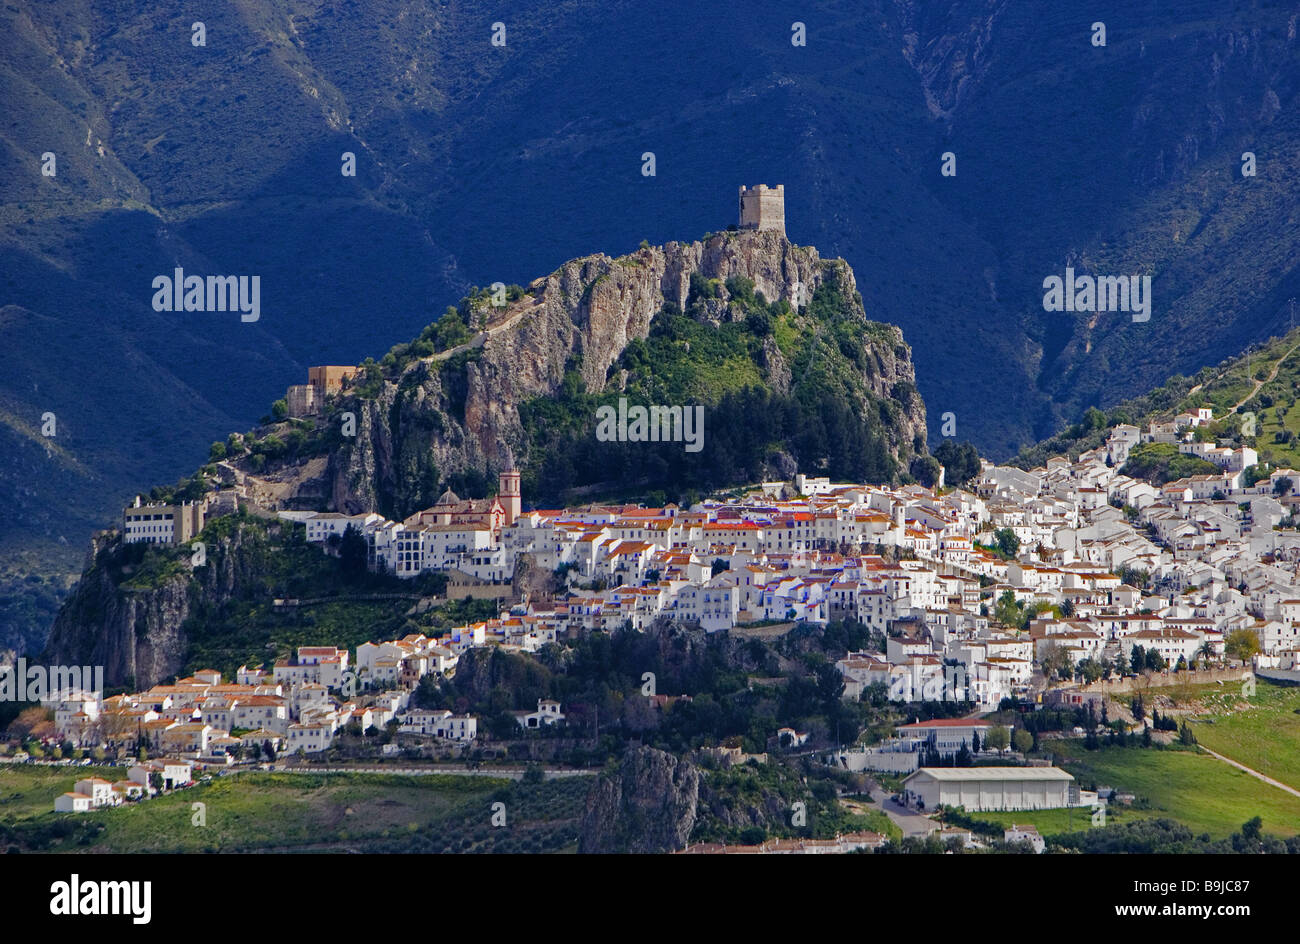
903;766;1074;782
897;718;994;729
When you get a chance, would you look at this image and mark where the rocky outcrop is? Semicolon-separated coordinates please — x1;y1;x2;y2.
43;522;271;689
579;745;700;854
695;776;804;835
329;229;927;518
42;545;189;692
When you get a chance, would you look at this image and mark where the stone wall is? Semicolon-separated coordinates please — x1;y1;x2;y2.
1076;666;1251;695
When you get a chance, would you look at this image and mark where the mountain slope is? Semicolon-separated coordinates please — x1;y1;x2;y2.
41;228;926;682
5;0;1300;649
329;229;927;517
1015;324;1300;472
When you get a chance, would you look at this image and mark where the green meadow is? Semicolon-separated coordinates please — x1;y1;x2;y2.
0;767;587;854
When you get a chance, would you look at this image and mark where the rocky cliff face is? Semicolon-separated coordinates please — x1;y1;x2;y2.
579;745;700;854
43;524;267;689
892;0;1008;121
330;229;927;518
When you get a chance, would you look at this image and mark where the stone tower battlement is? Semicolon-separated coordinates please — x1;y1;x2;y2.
738;184;785;236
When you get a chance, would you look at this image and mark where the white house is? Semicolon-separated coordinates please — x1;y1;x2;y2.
517;699;565;729
54;792;94;813
1004;823;1046;853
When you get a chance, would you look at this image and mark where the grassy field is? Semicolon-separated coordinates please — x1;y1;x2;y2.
1185;679;1300;793
0;767;588;854
0;764;131;821
960;804;1155;837
948;737;1300;841
1051;741;1300;839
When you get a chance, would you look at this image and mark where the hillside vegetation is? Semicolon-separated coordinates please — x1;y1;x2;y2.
519;270;921;506
1018;325;1300;474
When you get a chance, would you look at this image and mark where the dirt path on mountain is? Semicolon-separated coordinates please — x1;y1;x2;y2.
433;298;536;361
1199;746;1300;799
1230;340;1300;412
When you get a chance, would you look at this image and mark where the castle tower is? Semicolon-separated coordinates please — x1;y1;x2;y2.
499;447;521;526
738;184;785;236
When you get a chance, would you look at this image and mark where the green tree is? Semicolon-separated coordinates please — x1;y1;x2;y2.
933;440;981;488
909;455;943;489
993;589;1026;629
1115;564;1151;590
993;528;1020;559
984;726;1010;753
1240;816;1263;842
257;435;287;460
1242;464;1271;488
1040;643;1073;681
745;306;775;337
1224;628;1260;662
1012;728;1033;754
339;523;369;578
271;398;288;421
434;307;473;351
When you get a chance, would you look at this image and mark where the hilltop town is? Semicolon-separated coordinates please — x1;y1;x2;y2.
20;396;1300;827
9;189;1298;856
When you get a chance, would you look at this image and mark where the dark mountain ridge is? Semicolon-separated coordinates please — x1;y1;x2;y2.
4;0;1299;651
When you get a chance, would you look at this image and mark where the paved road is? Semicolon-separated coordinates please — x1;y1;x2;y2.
232;764;596;782
879;796;939;838
1199;747;1300;799
856;779;937;838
